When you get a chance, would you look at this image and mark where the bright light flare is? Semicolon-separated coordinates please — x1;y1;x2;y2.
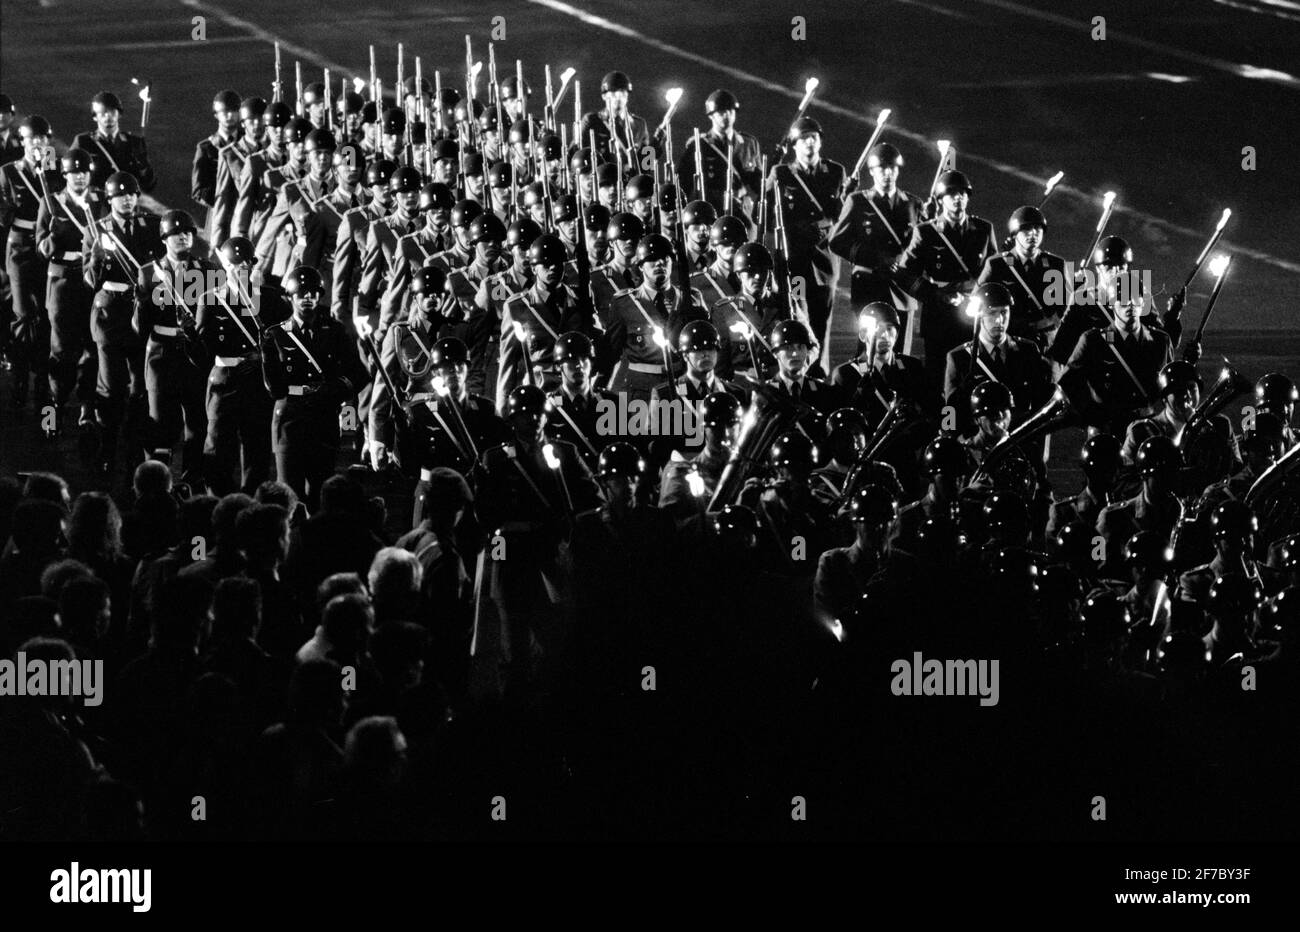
432;376;450;397
937;139;950;155
804;77;819;95
1209;254;1231;278
542;443;561;470
876;107;891;125
729;321;751;339
353;77;367;93
512;321;526;342
1044;170;1064;193
686;469;706;498
1102;191;1116;208
652;326;668;348
965;295;983;319
665;87;683;105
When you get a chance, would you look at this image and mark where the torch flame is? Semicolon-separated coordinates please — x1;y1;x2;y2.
1216;208;1232;230
353;77;367;93
876;108;891;125
1044;170;1064;193
431;375;450;397
729;321;751;339
665;87;683;105
804;77;819;94
686;469;706;498
1209;254;1231;278
512;321;526;342
652;326;668;348
937;139;950;154
560;67;575;82
858;312;877;336
102;236;117;250
471;61;484;78
542;443;561;470
1102;191;1116;208
965;295;983;319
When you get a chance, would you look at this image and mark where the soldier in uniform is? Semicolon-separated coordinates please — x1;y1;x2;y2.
569;203;611;284
544;331;616;469
763;319;841;421
623;174;655;230
233;101;293;242
485;160;513;220
978;206;1068;353
552;194;580;260
336;91;366;147
73;91;156;193
198;236;277;494
712;242;787;382
1096;436;1184;575
647;319;745;467
896;436;976;551
692;216;744;311
254;122;328;285
498;76;530;126
497;234;598;409
37;148;101;432
658;391;740;519
1046;433;1121;539
301;83;328;128
766;117;846;375
1253;373;1297;447
680;200;716;272
474;217;539;331
191;90;246;248
1;115;59;409
579;71;656;163
331;158;393;320
0;94;21;165
808;407;870;512
476;384;601;695
354;166;423;340
446;213;509;396
1121;360;1201;464
893;170;997;394
521;181;548;228
738;431;834;577
82;171;161;477
1059;274;1171;438
297;141;367;293
377;108;406;163
815;484;909;628
942;282;1055;442
592;211;644;323
261;266;367;510
1177;502;1271;607
134;210;214;487
828;143;923;321
677;89;762;227
605;234;707;403
428;198;480;274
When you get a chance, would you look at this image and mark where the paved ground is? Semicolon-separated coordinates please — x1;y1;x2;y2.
3;0;1298;492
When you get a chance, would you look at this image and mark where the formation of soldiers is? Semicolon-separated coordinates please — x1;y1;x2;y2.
2;53;1300;835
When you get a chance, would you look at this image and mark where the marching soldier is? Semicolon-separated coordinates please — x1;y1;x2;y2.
896;435;977;550
485;160;512;219
505;121;538;188
134;210;214;487
1121;360;1202;464
570;203;612;283
680;200;716;272
377;181;454;330
711;242;787;382
1058;274;1171;438
647;319;745;466
253;122;327;285
658;390;740;518
37;148;102;435
198;236;276;494
446;213;509;396
261;265;367;510
766;117;846;373
1;115;59;409
692;216;744;310
428;138;459;188
677;89;763;225
498;76;530;126
763;319;842;432
808;407;870;509
497;233;598;409
301;83;327;128
297;141;367;287
978;206;1068;353
233;101;294;242
552;194;580;260
336;91;366;147
1095;436;1184;575
331;157;394;321
893;170;997;393
942;282;1055;440
1176;501;1271;607
579;71;657;163
605;234;707;403
73;91;156;193
738;431;833;577
82;171;161;477
377;108;406;163
544;331;617;468
353;166;423;340
1253;373;1296;447
828;143;923;319
657;183;680;239
429;198;480;273
521;181;548;228
1046;433;1121;539
475;217;539;328
592;211;644;322
191;90;246;248
0;94;20;165
624;174;656;229
815;484;910;627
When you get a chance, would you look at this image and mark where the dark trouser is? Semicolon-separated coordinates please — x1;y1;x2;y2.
355;331;377;454
145;336;209;485
790;252;835;374
91;289;146;472
6;234;49;399
273;395;341;512
921;315;970;399
204;359;273;495
46;265;96;406
0;260;11;358
495;532;567;699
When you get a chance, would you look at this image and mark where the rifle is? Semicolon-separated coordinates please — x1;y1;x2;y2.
295;61;304;117
847;108;892;189
274;43;284;103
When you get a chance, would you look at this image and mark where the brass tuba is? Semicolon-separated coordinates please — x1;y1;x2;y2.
707;383;799;511
1174;360;1252;449
970;386;1073;488
1246;439;1300;543
834;395;918;509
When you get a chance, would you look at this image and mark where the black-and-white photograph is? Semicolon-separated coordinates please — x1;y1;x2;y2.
0;0;1296;910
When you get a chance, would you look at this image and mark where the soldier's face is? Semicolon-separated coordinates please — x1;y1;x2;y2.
433;159;455;184
686;348;718;375
1015;226;1044;252
396;190;419;214
110;192;138;216
0;112;12;131
454;226;472;249
1114;299;1142;330
335;162;361;187
715;243;737;266
777;343;809;377
688;222;710;247
214;105;239;134
510;410;543;441
428;209;449;231
534;261;563;290
631;198;653;222
604;475;636;507
613;238;636;261
644;257;670;288
22;132;49;161
869;161;899;190
504;98;523;122
708;109;736;135
289;142;306;162
941;192;968;219
435;363;466;398
660;208;677;231
294;291;321;313
528;202;547;225
340;111;360;133
510;244;529;269
309;150;331;175
93;103;120;136
477;240;501;263
737;268;766;297
1166;384;1200;421
371;183;393;207
585;228;608;260
706;421;736;451
977;411;1011;437
166;232;193;255
603;89;629;115
557;218;577;240
242;115;263;139
465;175;484;198
65;170;90;194
561;357;591;388
308;101;326;125
597;185;616;208
980;307;1010;342
793;133;820;163
874;323;897;354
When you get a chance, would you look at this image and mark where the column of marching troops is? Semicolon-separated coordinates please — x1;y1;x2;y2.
1;70;1299;696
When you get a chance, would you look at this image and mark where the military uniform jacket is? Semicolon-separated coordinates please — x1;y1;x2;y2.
355;210;420;327
606;283;707;370
191;131;253;243
449;255;507;312
474;264;531;320
977;249;1069;336
0;129;22;166
332;197;387;320
1046;487;1109;540
196;282;275;366
298;183;363;272
135;254;217;361
894;215;997;339
579;108;655;162
828;186;924;285
233;143;287;241
1095;489;1182;562
369;315;439;448
37;189;102;272
72;129;156;192
255;168;333;278
544;386;618;462
762;372;842;420
1059;323;1172;429
377;227;458;333
406;391;509;474
943;336;1055;421
832;352;932;425
691;261;737;310
593;257;643;325
711;290;787;380
261;314;366;404
497;281;597;409
678;129;762;218
659;445;730;516
477;438;602;532
83;210;161;292
767;159;846;283
0;158;63;237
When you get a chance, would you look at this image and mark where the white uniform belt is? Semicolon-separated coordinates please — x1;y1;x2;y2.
49;251;82;263
215;354;253;367
102;281;131;292
287;383;324;396
11;218;35;231
152;324;180;337
628;362;665;374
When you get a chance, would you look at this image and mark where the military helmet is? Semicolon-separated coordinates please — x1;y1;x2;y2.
1007;205;1046;233
336;91;364;116
1208;573;1264;618
934;170;972;197
1158;360;1203;396
849;484;899;527
634;234;674;266
19;115;52;137
431;138;458;162
506;218;543;250
983;491;1029;541
607;212;645;244
787;116;822;140
595;163;619;188
468;213;507;245
969;380;1014;419
507;118;534;147
104;171;141;198
0;94;13;115
366;158;398;188
923;435;971;478
682;200;717;228
866;142;902;168
678;319;721;354
710;216;748;249
1093;235;1133;268
506;385;547;420
700;391;742;429
705;89;739;114
388;166;423;195
625;173;654;201
284;117;314;145
657;183;678;212
553;331;595;364
600;71;632;93
712;504;761;546
1255;372;1298;411
219;236;256;267
60;148;93;174
733;242;773;274
584;203;612;233
302;82;326;104
92;91;124;112
861;302;901;330
1081;590;1131;645
569;146;595;176
769;431;816;471
429;337;469;369
159;210;198;238
239;96;268;121
535;132;563;162
597;442;646;480
825;407;869;453
499;76;530;101
1135;435;1180;478
769;319;812;350
380;107;406;136
528;234;568;267
552;194;578;223
410;265;449;298
1210;500;1258;543
1080;433;1121;476
972;281;1013;312
282;265;324;296
450;198;483;229
487;160;512;189
304;128;337;153
1123;530;1173;571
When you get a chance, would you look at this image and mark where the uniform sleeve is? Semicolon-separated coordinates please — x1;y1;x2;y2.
261;328;288;398
254;186;294;270
231;156;260;239
495;299;525;412
131;136;157;193
378;243;412;339
942;349;967;413
368;325;401;447
1057;332;1096;419
192;140;217;208
355;225;387;320
892;224;928;297
827;195;864;267
35;199;56;258
331;212;359;321
82;220;105;290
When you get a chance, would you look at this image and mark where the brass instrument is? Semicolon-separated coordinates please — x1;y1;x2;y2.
1174;360;1252;449
707;386;798;512
834;396;917;510
1246;439;1300;543
970;387;1073;489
